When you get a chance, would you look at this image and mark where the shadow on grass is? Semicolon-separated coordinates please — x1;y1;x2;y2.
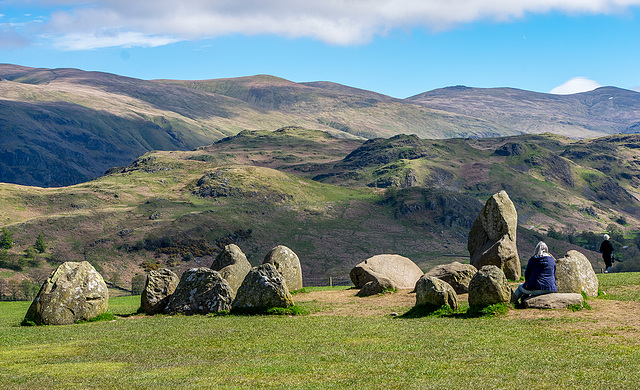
400;303;511;319
229;305;310;316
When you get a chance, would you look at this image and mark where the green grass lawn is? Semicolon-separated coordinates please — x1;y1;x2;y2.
1;274;639;389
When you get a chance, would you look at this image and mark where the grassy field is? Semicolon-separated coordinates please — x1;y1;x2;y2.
1;274;640;389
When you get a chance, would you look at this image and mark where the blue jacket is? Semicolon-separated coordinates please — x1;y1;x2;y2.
523;255;557;292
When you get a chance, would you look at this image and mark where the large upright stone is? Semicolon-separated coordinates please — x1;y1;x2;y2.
24;261;108;325
415;275;458;310
163;268;233;315
555;250;599;297
350;254;423;289
424;262;477;294
263;245;303;291
232;264;294;311
468;265;514;308
141;268;179;315
467;190;521;280
211;244;252;298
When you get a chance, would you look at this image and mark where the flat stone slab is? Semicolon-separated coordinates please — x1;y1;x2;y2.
523;293;584;309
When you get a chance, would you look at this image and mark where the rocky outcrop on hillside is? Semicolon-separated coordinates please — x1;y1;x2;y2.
339;135;433;169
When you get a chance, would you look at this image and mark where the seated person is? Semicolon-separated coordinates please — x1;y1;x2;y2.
514;241;557;304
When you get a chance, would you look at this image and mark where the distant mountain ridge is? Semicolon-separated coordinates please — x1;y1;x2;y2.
1;63;640;187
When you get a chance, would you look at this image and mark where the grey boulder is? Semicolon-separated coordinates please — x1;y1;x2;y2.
415;275;458;310
350;254;423;289
523;293;584;309
232;263;294;311
141;268;179;315
263;245;303;291
424;262;477;294
163;268;233;315
468;265;514;308
357;276;397;297
24;261;109;325
211;244;252;298
555;250;598;297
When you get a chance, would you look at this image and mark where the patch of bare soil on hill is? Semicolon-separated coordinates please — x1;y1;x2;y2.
296;288;640;339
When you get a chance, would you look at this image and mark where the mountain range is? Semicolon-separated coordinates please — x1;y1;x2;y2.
2;64;640;187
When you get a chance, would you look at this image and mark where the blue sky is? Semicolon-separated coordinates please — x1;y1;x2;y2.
1;1;640;98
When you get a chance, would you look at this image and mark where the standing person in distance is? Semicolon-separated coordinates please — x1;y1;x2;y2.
600;234;614;273
513;241;558;305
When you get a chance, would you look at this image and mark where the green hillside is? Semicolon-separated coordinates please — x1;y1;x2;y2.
3;127;638;293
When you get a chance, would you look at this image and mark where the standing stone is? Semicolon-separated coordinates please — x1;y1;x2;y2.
467;190;521;280
555;250;599;297
350;254;423;289
262;245;303;291
211;244;252;298
141;268;179;315
357;276;397;297
424;262;477;294
468;265;514;308
24;261;108;325
232;264;294;312
163;268;233;315
415;275;458;310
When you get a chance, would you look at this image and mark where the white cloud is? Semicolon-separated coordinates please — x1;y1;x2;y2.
13;0;640;49
53;31;179;50
550;77;602;94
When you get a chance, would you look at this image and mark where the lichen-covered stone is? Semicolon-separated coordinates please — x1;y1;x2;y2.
555;250;598;297
468;265;514;308
467;190;521;280
424;262;477;294
357;276;397;297
211;244;251;298
415;275;458;310
24;261;108;325
350;254;423;289
263;245;303;291
141;268;179;315
163;268;233;315
523;293;584;309
232;264;294;311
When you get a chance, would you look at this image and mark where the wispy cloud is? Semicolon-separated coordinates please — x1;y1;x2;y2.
7;0;640;49
550;77;602;94
52;31;179;50
0;23;30;49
